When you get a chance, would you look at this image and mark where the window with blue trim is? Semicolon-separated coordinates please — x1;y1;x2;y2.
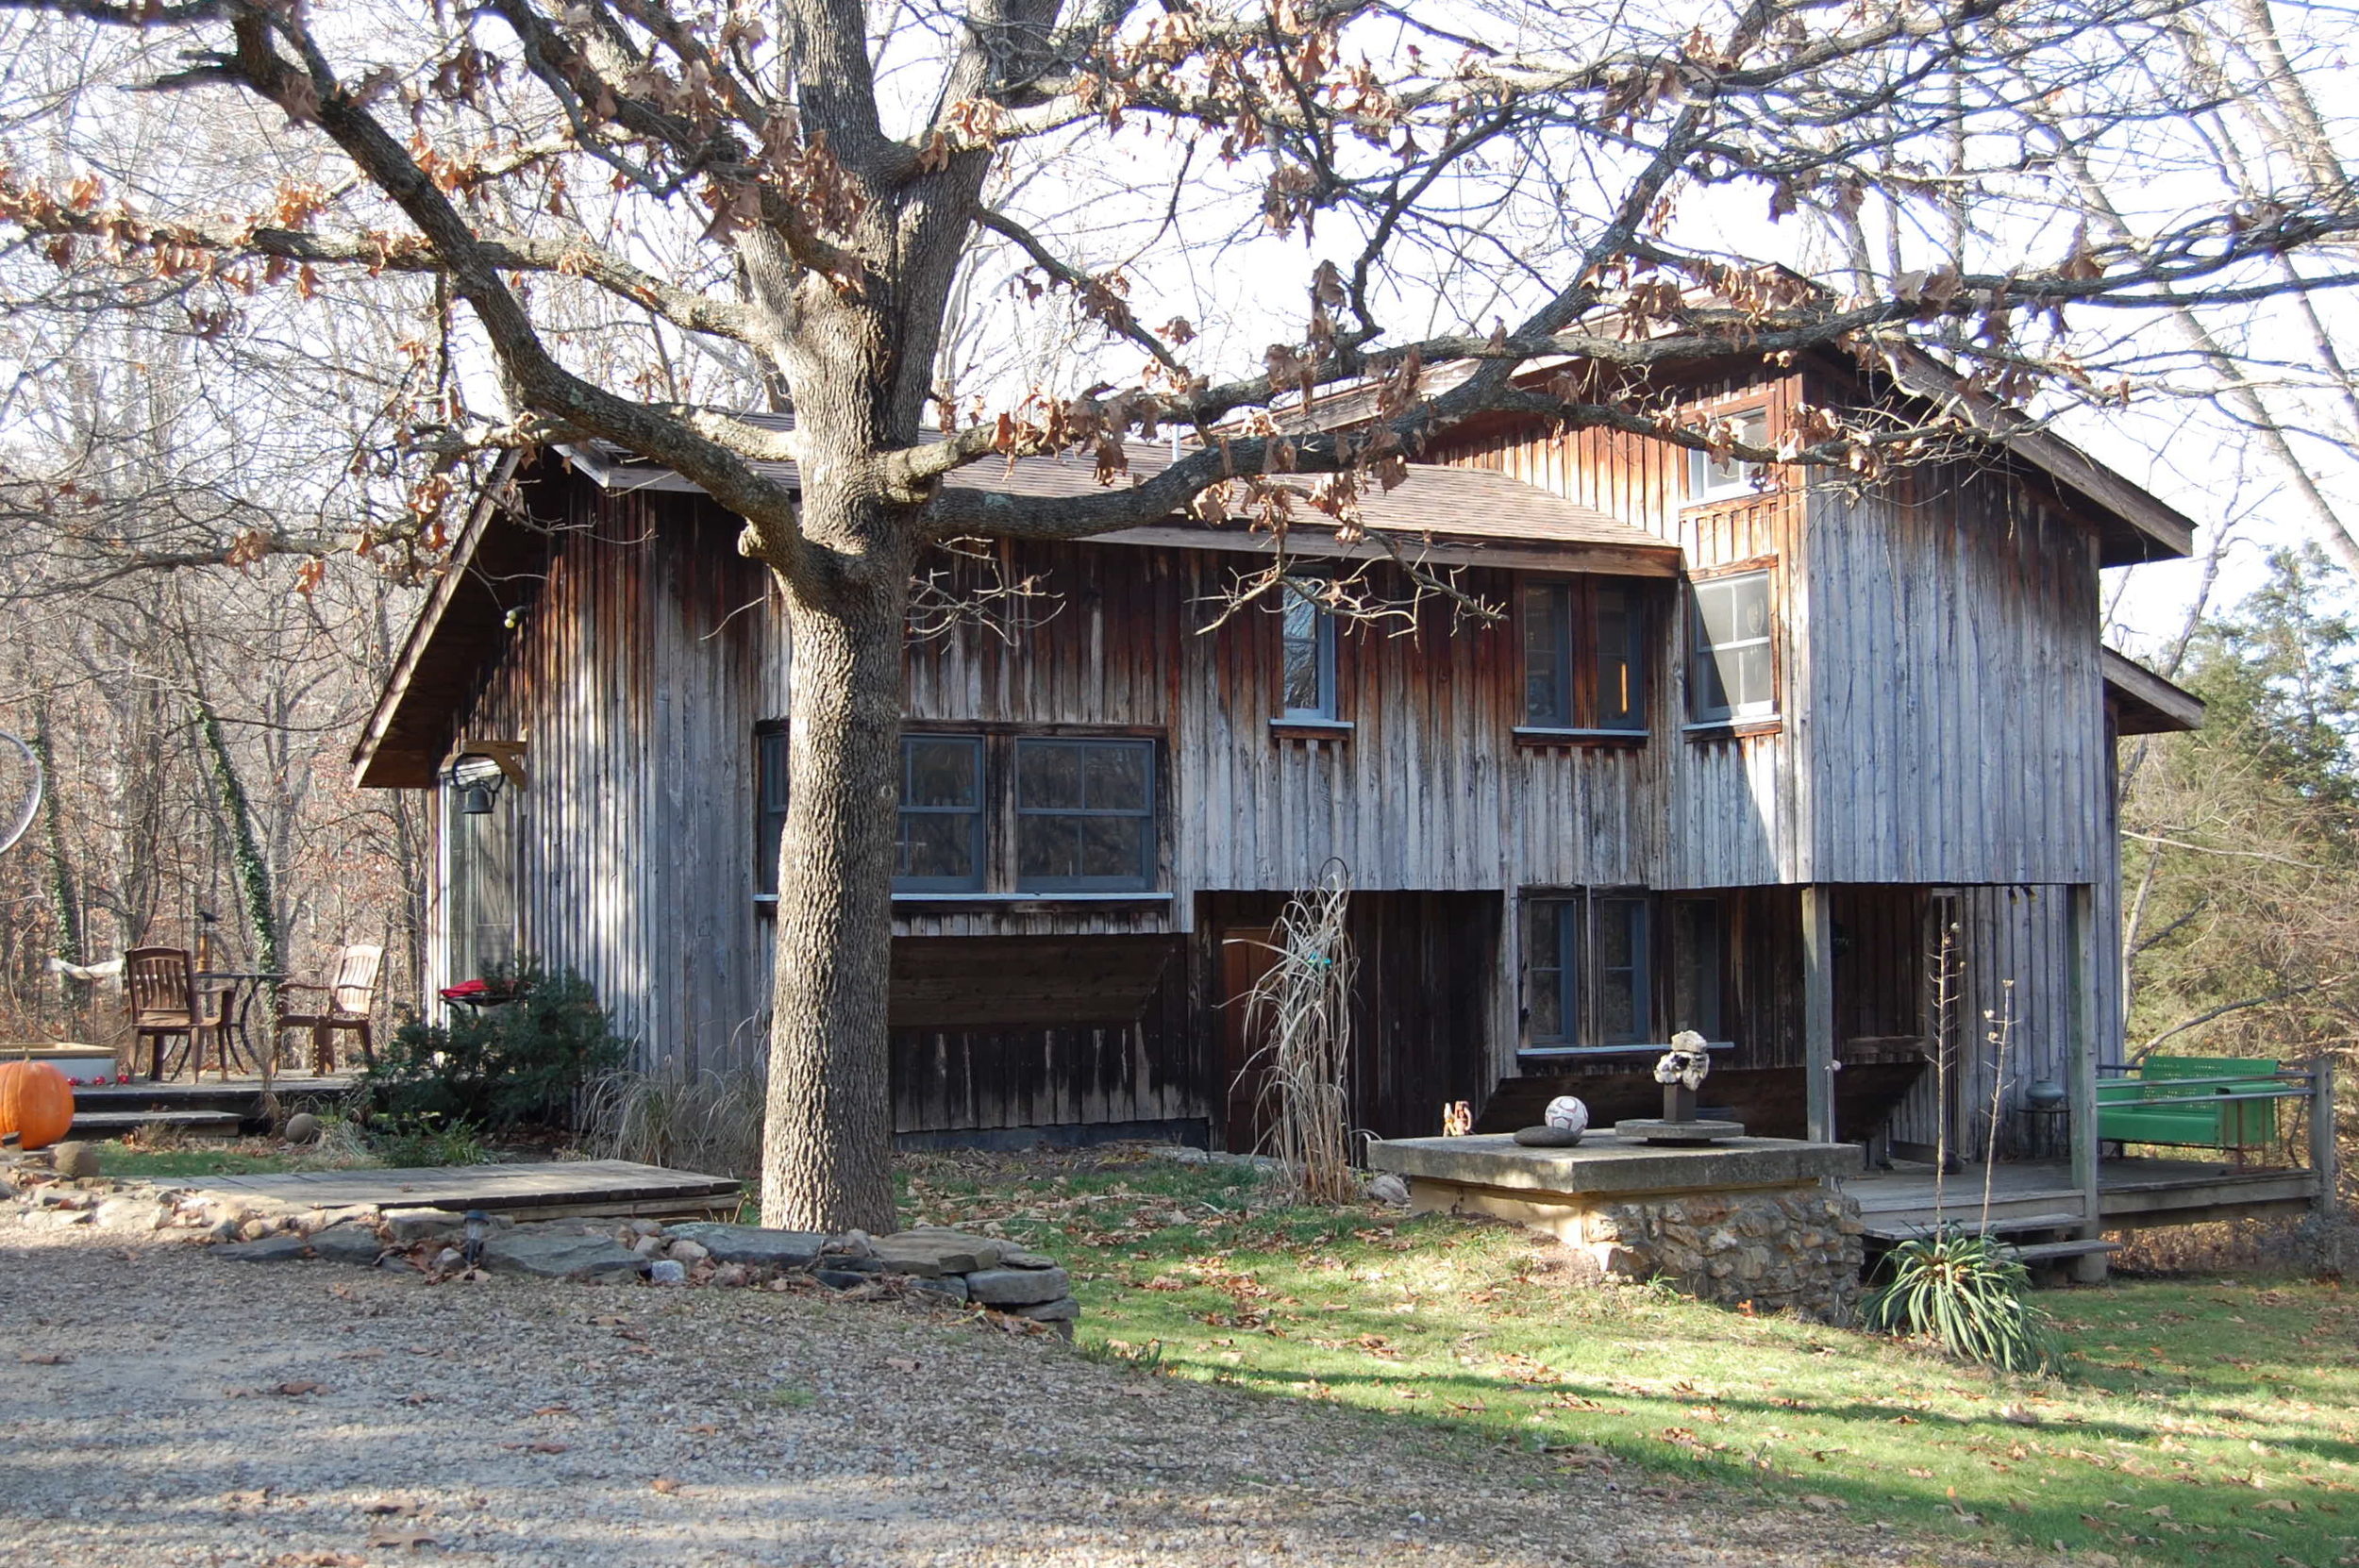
1014;737;1156;891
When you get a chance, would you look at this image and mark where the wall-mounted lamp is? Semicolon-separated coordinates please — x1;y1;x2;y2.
440;740;527;816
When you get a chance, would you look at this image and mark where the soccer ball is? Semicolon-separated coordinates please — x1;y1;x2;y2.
1543;1095;1590;1135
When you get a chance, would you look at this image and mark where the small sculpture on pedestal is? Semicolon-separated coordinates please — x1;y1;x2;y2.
1617;1030;1748;1145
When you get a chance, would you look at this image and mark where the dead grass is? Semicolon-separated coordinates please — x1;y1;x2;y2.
578;1063;764;1180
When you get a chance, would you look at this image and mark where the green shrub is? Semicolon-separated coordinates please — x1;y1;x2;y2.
367;1110;492;1168
355;959;628;1133
1863;1226;2059;1374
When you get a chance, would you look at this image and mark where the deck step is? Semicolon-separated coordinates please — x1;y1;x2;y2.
2003;1239;2121;1263
1864;1210;2088;1243
1853;1186;2082;1214
68;1109;244;1137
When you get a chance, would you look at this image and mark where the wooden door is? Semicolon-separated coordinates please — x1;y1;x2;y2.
1218;928;1278;1154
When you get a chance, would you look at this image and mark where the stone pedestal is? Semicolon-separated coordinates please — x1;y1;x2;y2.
1368;1133;1866;1321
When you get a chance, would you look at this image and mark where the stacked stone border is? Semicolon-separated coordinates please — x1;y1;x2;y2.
2;1155;1079;1336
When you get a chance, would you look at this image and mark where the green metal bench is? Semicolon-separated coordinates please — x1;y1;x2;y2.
2097;1055;2281;1151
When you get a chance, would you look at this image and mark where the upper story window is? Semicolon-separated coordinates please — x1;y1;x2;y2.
1279;579;1339;722
1687;569;1776;723
897;735;987;892
1686;407;1770;503
755;726;791;897
1014;737;1156;891
1522;578;1648;732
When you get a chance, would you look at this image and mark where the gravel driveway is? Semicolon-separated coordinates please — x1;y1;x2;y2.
3;1209;2016;1567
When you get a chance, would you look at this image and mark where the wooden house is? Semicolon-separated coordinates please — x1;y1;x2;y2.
353;358;2231;1198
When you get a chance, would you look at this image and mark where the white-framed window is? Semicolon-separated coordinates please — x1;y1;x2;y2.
1686;407;1770;502
1279;578;1339;721
1687;569;1777;722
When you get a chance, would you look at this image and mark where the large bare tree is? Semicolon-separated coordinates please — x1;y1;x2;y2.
8;0;2358;1230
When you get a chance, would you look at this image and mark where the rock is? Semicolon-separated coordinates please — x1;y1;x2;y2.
828;1228;877;1259
481;1231;646;1281
283;1112;323;1144
647;1259;687;1286
663;1223;827;1269
205;1218;241;1243
812;1268;874;1291
816;1252;884;1274
666;1239;710;1264
965;1266;1072;1308
627;1218;666;1237
904;1275;970;1304
1368;1173;1412;1208
93;1196;166;1232
210;1233;319;1263
1513;1126;1583;1147
1011;1294;1080;1323
711;1263;750;1288
871;1230;997;1276
994;1247;1058;1271
238;1218;276;1243
309;1223;388;1266
383;1208;466;1243
630;1235;665;1259
49;1143;100;1179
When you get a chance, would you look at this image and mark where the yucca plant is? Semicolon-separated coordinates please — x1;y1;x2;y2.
1863;1226;2059;1374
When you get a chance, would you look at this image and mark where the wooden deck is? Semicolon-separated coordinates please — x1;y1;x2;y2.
180;1159;742;1222
67;1076;355;1139
1846;1156;2322;1242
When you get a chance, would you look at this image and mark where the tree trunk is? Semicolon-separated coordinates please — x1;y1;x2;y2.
758;542;912;1234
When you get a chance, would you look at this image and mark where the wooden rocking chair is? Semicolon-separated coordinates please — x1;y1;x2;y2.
276;944;384;1075
125;946;229;1081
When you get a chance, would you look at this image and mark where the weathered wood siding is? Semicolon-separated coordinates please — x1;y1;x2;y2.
432;477;775;1077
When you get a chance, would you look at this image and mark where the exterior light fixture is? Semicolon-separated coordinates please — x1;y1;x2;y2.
462;1209;491;1267
440;742;527;817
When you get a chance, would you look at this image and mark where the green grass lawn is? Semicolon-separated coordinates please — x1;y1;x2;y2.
83;1139;314;1179
903;1148;2359;1568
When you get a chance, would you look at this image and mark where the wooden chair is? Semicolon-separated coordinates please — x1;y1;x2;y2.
276;944;384;1075
125;946;228;1082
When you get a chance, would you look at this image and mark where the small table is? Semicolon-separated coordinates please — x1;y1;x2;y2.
194;971;288;1078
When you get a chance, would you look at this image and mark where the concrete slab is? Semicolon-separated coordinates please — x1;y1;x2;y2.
1367;1132;1860;1197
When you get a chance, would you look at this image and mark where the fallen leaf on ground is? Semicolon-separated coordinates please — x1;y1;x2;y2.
361;1501;422;1516
271;1553;363;1567
335;1348;385;1360
651;1476;681;1494
18;1352;72;1365
529;1405;571;1417
365;1524;437;1548
273;1381;326;1397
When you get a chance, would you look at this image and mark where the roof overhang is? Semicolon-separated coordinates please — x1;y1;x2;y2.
2102;648;2204;735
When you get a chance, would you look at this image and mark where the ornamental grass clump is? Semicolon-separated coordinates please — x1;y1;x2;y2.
1863;1226;2059;1374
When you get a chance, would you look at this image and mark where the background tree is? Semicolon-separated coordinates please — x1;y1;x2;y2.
7;0;2359;1229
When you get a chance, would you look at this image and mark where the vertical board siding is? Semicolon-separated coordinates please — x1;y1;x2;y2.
425;369;2132;1142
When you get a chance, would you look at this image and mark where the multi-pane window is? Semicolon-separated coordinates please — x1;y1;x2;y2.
1687;407;1770;501
896;735;987;892
1524;892;1650;1047
1688;570;1776;722
1522;579;1648;731
1015;738;1156;891
1279;579;1339;721
754;726;791;897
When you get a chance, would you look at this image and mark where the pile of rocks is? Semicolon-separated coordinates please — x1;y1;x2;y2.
1578;1187;1865;1321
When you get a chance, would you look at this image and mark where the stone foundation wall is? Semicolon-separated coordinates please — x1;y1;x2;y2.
1576;1186;1865;1320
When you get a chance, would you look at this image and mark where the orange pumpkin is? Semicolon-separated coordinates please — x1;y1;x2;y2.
0;1060;74;1151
